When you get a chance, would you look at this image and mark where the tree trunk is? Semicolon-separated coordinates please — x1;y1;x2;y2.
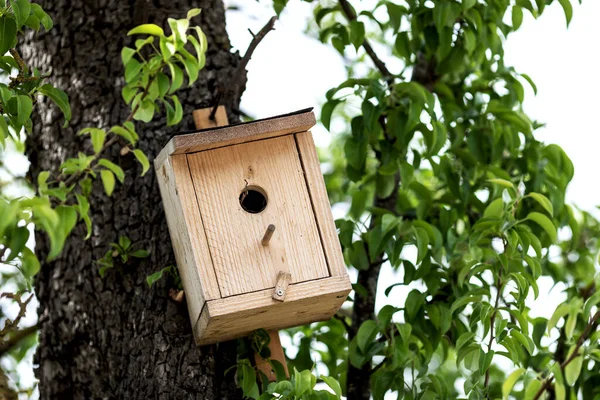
21;0;244;398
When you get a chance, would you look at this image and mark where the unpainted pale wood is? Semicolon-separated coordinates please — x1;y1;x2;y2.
254;331;290;381
192;106;228;130
153;155;221;329
186;135;329;297
155;110;316;167
194;276;351;345
272;271;291;302
295;131;349;277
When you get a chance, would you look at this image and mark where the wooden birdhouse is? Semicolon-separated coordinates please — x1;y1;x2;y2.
154;107;351;345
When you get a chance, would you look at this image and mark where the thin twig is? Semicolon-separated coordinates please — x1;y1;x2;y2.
224;16;277;111
338;0;393;79
0;324;38;356
484;270;503;396
532;310;600;400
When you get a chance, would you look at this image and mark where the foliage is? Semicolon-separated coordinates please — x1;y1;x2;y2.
267;0;599;399
97;236;150;277
0;1;208;393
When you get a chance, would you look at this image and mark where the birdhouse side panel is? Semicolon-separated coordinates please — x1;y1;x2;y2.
294;131;349;277
186;135;329;298
154;154;221;325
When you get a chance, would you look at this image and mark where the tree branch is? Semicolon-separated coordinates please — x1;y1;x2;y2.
223;16;277;117
0;324;38;356
484;271;503;396
532;310;600;400
338;0;393;79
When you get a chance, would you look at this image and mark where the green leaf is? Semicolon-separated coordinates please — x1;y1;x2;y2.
38;84;71;127
0;17;18;55
512;6;523;30
16;94;32;126
526;192;554;215
558;0;573;27
98;159;125;183
521;73;538;95
321;99;342;131
405;289;425;320
502;368;525;400
186;8;201;20
146;269;165;287
168;62;184;94
133;149;150;176
356;320;378;352
133;99;155;122
75;194;92;239
349;20;365;50
100;169;116;196
548;303;570;334
526;212;557;242
48;206;78;260
128;23;165;37
565;351;582;386
168;18;189;44
552;363;566;400
294;369;313;397
0;115;9;147
414;226;429;264
450;296;482;314
7;226;29;262
10;0;31;29
321;376;342;398
488;178;515;189
110;125;137;145
21;247;40;278
121;47;136;65
170;95;183;126
131;249;150;258
90;129;105;154
462;0;476;10
394;32;410;59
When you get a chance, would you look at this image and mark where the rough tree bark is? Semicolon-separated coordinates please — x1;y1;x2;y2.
21;0;245;398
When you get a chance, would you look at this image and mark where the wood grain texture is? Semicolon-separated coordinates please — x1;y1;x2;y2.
295;131;349;277
195;276;351;345
155;110;316;166
193;106;228;130
154;154;221;328
272;271;291;302
254;331;290;381
187;135;329;297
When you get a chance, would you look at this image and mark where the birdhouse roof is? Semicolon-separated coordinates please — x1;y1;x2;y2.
155;108;316;167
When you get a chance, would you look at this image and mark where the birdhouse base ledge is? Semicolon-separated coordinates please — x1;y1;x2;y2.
192;275;350;346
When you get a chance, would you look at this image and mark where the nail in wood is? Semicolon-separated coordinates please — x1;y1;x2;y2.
261;224;276;246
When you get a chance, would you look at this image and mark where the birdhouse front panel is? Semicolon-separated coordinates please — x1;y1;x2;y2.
186;135;329;297
154;108;352;345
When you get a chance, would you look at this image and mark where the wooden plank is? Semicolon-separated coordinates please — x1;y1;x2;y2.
193;106;228;130
194;276;351;345
272;271;292;302
186;135;329;297
254;331;290;381
155;110;316;167
294;131;349;277
154;155;221;329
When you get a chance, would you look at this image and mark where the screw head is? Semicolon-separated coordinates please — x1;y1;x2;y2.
276;289;284;297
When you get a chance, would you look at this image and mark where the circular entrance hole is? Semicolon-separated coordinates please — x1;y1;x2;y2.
239;186;268;214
